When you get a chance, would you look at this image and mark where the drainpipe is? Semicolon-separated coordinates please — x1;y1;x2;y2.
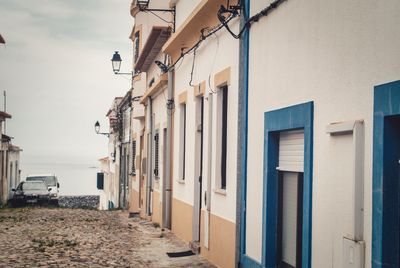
164;67;174;229
146;98;153;216
235;0;250;266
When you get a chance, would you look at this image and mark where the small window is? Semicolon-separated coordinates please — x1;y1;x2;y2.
97;173;104;190
132;140;137;175
179;103;187;180
154;133;159;178
133;31;140;63
10;162;13;189
216;85;228;190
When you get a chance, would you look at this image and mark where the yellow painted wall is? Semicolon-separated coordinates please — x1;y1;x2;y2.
140;174;148;218
129;187;140;213
200;210;236;268
152;191;162;226
171;197;193;243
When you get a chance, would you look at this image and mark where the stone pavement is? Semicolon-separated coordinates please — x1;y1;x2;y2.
0;207;215;268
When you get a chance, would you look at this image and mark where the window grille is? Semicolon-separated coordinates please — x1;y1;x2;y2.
132;140;136;175
154;133;159;178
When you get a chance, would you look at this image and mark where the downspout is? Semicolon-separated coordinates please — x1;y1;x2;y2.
164;67;174;229
146;98;153;216
235;0;250;266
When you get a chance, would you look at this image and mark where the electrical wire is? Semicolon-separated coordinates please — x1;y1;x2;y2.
168;14;237;72
173;55;184;72
218;0;287;39
146;10;174;26
208;31;220;94
188;45;198;87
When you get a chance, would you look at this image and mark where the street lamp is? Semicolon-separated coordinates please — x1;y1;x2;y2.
94;121;109;137
111;51;133;76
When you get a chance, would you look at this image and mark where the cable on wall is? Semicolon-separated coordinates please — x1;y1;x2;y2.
218;0;287;39
167;14;237;72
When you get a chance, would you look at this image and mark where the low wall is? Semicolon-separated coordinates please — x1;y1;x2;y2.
59;195;99;209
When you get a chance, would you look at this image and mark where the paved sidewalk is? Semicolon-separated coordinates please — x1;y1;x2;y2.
0;207;215;268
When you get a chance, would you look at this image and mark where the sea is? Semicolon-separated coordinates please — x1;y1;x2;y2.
20;161;100;196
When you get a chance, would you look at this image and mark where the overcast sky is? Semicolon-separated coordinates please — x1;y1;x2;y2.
0;0;133;165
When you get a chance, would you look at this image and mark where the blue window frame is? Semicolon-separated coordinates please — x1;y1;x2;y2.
372;80;400;268
261;102;313;268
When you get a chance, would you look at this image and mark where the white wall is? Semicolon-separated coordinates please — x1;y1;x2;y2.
130;118;144;193
98;159;109;210
245;0;400;265
134;0;171;59
173;0;202;30
131;72;146;194
171;4;240;223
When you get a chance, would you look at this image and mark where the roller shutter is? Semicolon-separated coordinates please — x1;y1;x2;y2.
278;130;304;172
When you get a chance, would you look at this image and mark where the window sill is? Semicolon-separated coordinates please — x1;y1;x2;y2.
213;188;227;196
177;179;185;185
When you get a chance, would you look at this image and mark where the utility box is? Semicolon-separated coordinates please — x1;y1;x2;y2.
97;172;104;190
343;237;365;268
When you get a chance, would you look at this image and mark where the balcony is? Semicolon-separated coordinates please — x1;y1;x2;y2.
132;104;145;119
140;73;168;104
134;26;171;73
162;0;227;62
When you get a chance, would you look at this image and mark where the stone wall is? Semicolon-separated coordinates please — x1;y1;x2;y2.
59;196;99;209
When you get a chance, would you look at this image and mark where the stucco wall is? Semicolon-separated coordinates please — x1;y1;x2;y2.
245;0;400;266
171;5;240;224
173;0;202;30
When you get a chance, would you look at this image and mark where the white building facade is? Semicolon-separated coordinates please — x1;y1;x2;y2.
240;1;400;268
163;0;240;266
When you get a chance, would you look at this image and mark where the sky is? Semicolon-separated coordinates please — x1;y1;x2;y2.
0;0;134;167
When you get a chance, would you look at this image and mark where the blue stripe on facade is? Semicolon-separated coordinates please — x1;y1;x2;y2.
372;80;400;268
239;0;250;266
262;102;313;268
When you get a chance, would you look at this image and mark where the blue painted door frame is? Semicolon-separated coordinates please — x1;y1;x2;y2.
372;80;400;268
262;102;313;268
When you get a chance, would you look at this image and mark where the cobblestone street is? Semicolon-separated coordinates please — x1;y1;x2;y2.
0;207;215;268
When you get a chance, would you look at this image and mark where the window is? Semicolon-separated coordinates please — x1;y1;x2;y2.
154;133;159;178
217;85;228;189
15;161;18;186
10;162;13;190
97;172;104;190
132;140;136;175
179;103;187;180
133;31;140;63
5;151;8;178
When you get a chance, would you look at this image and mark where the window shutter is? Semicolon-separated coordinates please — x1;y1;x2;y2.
132;140;136;175
154;133;159;177
278;130;304;172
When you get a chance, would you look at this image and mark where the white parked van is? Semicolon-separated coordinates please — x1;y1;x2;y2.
26;174;60;205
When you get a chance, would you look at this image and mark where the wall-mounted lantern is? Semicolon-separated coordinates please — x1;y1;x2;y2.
94;121;110;137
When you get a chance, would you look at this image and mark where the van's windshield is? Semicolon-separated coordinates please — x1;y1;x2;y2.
26;176;57;186
23;182;47;191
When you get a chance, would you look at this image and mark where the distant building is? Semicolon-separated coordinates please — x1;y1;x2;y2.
98;97;122;210
0;111;22;205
